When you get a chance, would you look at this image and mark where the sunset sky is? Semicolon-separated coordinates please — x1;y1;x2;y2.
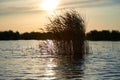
0;0;120;33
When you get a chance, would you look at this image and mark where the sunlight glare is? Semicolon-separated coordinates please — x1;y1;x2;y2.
40;0;59;13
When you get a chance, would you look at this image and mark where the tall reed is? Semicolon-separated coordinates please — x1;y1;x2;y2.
46;10;89;58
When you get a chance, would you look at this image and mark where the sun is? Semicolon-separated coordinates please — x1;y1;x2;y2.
40;0;59;12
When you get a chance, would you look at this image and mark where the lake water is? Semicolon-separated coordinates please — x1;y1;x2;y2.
0;40;120;80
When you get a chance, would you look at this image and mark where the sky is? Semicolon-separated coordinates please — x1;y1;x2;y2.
0;0;120;33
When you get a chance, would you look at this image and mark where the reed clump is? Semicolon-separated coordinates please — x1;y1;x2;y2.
46;10;89;58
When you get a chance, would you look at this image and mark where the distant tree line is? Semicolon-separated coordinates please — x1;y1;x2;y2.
0;30;53;40
0;30;120;41
0;30;20;40
86;30;120;41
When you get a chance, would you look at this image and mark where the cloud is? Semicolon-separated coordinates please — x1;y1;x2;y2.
0;0;120;15
59;0;101;6
0;0;13;3
0;0;36;3
0;7;45;15
58;0;120;9
112;0;120;3
0;0;44;14
0;6;33;14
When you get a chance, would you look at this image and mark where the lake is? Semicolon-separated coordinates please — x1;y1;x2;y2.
0;40;120;80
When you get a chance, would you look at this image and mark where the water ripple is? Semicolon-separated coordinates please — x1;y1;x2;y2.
0;41;120;80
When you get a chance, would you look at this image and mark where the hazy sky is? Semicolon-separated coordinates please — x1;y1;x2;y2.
0;0;120;33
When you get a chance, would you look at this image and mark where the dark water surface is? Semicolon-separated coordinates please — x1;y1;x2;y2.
0;40;120;80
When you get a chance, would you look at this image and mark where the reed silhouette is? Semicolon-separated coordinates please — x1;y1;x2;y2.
46;10;89;58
